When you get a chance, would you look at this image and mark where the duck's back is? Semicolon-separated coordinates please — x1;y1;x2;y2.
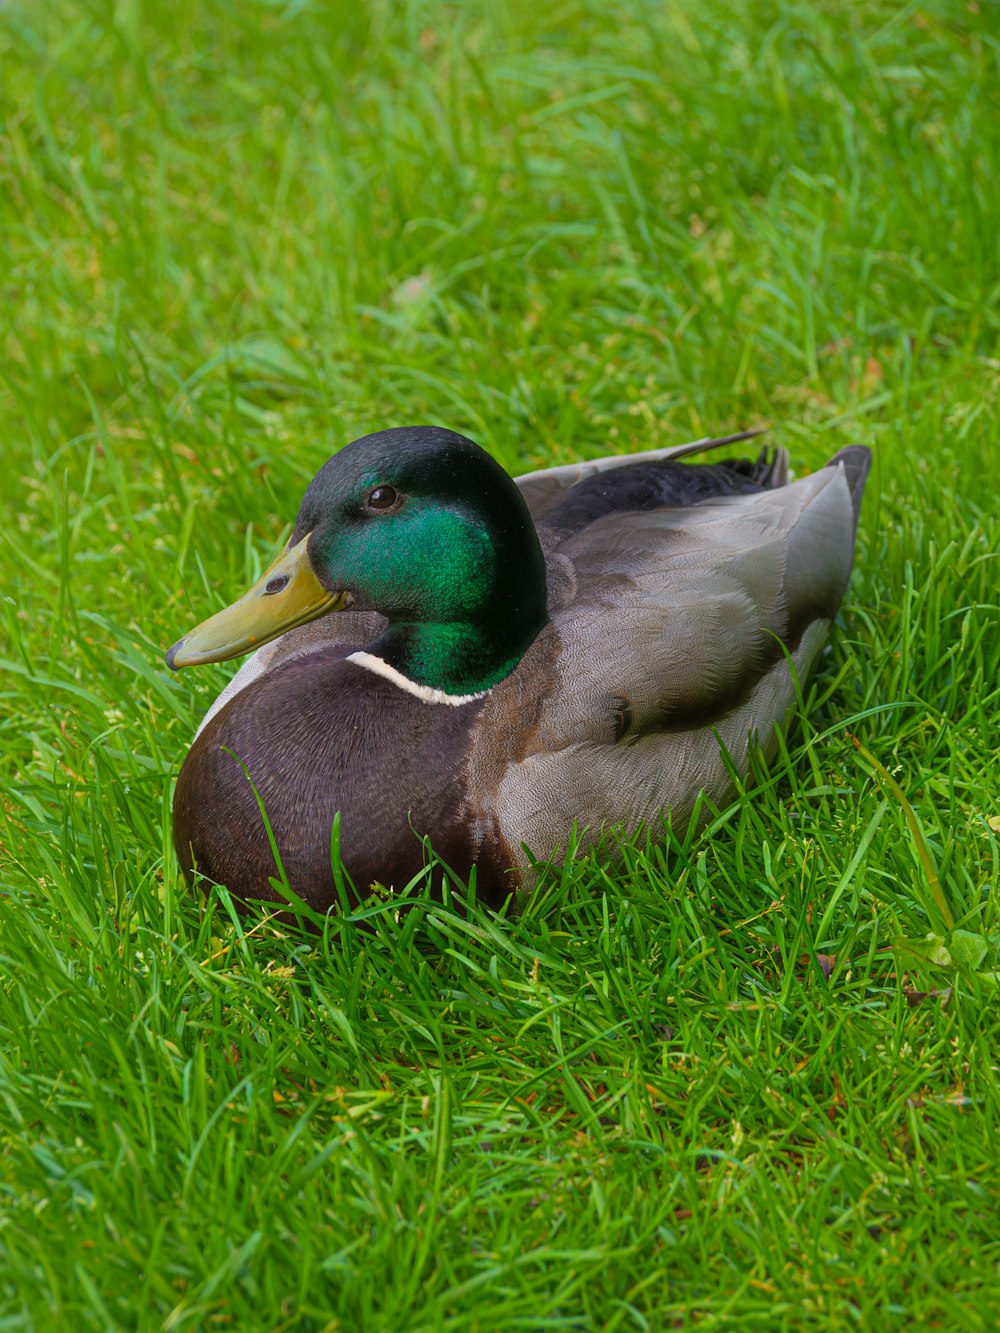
467;443;871;875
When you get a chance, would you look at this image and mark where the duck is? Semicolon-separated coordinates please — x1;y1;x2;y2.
166;425;870;912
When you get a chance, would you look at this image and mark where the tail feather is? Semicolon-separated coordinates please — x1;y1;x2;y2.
828;445;872;528
750;445;789;490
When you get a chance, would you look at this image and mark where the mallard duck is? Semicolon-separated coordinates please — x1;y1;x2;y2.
166;426;870;910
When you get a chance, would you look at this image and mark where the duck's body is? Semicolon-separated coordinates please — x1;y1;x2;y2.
168;428;870;910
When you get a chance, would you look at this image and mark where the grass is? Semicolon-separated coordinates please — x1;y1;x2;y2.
1;0;999;1326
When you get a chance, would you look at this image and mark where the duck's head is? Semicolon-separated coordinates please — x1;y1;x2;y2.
165;426;549;697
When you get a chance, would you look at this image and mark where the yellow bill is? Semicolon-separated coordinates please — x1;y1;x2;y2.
165;533;348;669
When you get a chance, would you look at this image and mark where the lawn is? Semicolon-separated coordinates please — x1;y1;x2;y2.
1;0;999;1327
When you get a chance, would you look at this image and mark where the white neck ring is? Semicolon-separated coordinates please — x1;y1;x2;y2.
346;651;490;706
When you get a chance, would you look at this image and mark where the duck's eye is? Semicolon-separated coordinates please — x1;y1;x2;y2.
367;485;400;512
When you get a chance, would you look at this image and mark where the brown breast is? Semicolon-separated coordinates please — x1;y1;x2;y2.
172;647;518;913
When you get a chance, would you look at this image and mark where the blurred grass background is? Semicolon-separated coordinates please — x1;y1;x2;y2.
1;0;999;1328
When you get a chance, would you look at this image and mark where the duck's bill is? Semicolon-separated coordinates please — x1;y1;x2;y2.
165;533;348;670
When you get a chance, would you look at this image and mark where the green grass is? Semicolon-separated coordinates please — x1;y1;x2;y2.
2;0;999;1326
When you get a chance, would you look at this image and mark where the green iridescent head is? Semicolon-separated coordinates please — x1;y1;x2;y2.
166;426;549;696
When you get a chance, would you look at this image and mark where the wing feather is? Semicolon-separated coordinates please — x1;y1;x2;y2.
480;457;864;869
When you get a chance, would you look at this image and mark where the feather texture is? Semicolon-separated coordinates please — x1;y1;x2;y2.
174;434;870;908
